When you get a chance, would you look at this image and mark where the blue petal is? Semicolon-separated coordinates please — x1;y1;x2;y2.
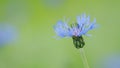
54;21;72;37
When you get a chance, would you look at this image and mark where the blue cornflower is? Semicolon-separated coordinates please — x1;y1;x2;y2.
54;14;97;48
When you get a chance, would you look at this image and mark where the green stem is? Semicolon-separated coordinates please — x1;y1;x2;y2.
80;48;90;68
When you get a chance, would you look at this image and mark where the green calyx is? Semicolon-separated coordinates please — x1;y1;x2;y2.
72;36;85;49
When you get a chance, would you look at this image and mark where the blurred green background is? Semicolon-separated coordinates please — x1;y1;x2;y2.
0;0;120;68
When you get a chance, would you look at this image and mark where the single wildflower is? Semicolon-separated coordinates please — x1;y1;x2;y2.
53;13;98;68
54;13;97;49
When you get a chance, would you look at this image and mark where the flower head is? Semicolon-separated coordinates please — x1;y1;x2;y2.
54;14;96;37
54;13;97;48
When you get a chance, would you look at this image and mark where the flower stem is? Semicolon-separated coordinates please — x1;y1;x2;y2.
80;48;90;68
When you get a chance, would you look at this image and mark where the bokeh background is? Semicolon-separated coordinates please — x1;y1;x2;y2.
0;0;120;68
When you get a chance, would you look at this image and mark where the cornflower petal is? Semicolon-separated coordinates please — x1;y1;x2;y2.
54;13;97;38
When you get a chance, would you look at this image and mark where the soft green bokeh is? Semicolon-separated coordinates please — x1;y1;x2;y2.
0;0;120;68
